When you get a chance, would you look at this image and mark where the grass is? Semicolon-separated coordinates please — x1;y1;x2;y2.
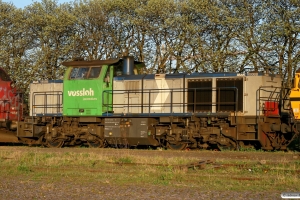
0;147;299;192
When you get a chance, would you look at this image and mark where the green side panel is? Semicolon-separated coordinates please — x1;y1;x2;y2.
63;65;113;116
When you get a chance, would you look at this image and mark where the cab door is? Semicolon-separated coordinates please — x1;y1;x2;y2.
102;65;113;113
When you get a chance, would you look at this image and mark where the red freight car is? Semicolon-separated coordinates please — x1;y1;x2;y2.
0;68;22;130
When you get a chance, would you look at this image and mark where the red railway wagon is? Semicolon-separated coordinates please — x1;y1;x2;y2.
0;68;22;130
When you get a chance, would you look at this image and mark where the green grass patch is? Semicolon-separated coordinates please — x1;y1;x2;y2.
0;147;299;192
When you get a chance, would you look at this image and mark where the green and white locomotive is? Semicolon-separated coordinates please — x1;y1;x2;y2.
16;56;298;150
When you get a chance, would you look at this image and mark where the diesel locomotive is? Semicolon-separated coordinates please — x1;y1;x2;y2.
0;56;299;150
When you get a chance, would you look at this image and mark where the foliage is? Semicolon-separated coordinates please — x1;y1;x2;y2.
0;0;299;92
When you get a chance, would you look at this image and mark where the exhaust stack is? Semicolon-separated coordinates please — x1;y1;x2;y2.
123;56;134;75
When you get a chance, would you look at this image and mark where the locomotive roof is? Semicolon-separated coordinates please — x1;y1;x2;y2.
113;73;242;80
61;58;144;67
113;71;280;81
61;59;120;66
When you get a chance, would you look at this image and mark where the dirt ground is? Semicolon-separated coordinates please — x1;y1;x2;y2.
0;178;284;200
0;146;299;200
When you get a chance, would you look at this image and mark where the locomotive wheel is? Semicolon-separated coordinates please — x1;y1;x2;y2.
87;138;104;148
47;139;64;148
167;142;187;150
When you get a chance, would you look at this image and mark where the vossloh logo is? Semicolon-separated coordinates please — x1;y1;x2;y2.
67;88;94;96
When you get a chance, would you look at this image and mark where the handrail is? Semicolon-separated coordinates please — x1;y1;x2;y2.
102;87;239;115
256;86;285;124
32;91;63;116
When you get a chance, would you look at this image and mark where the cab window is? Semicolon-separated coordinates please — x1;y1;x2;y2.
89;67;101;78
70;67;89;79
69;66;102;79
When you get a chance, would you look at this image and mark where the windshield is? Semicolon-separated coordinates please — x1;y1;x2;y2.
69;66;102;79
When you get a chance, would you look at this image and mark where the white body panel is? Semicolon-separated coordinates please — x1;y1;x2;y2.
112;73;282;117
143;76;183;113
113;80;142;113
113;75;184;114
244;74;282;116
29;81;63;116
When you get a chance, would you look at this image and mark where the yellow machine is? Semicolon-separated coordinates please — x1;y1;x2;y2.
290;69;300;120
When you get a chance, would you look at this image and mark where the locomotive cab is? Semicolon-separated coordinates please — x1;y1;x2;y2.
62;60;114;116
62;56;144;116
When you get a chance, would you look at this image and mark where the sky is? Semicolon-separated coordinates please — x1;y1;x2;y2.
2;0;71;8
